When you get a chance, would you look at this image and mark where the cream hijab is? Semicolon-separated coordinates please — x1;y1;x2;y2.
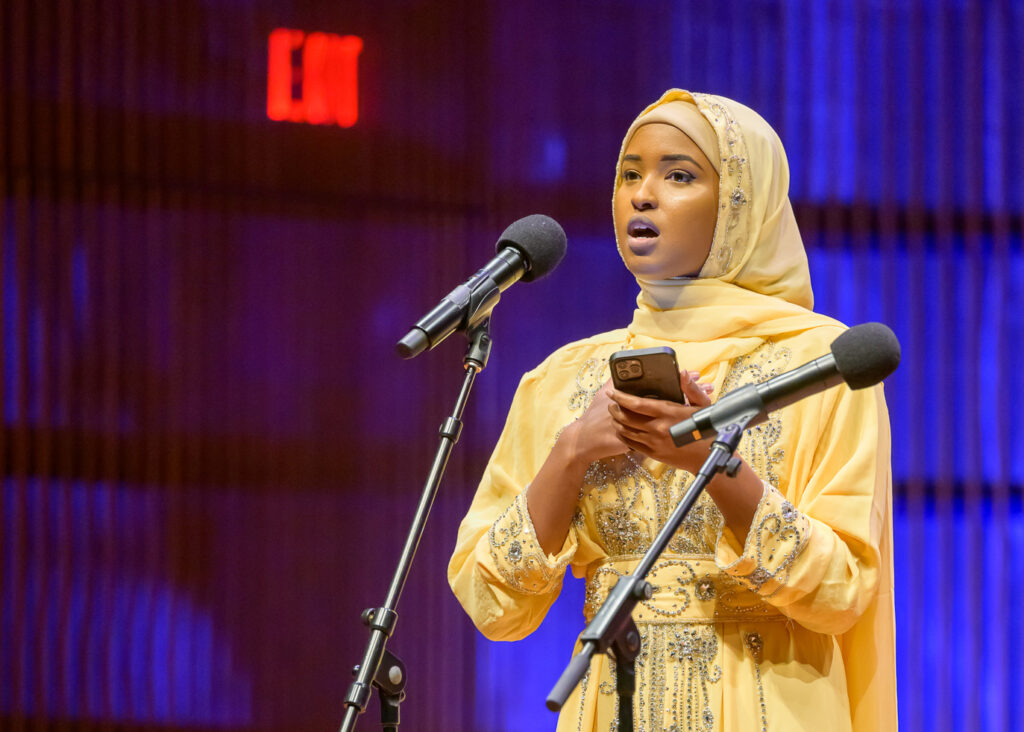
615;88;814;308
614;89;841;365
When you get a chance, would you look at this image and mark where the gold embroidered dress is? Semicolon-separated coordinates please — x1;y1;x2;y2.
448;91;897;732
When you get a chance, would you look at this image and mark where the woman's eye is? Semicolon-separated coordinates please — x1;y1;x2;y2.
622;170;641;182
668;170;695;183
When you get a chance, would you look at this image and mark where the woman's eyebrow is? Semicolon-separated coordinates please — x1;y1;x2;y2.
621;153;705;171
661;154;705;170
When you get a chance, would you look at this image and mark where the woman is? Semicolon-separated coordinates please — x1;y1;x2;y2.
448;89;896;731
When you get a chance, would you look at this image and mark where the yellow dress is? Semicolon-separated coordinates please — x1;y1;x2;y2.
449;90;897;731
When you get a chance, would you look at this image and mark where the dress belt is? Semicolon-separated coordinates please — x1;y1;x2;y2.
584;554;786;624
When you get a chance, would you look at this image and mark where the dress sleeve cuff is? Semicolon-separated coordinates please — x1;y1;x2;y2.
487;491;577;595
715;482;811;598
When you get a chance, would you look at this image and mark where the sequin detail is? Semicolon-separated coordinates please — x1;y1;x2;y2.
487;493;570;595
695;576;716;602
718;340;792;489
568;357;607;413
507;541;522;563
583;455;724;557
575;666;591;732
571;341;794;561
691;93;753;278
745;632;769;732
555;342;808;728
636;624;722;732
584;558;786;625
727;484;811;597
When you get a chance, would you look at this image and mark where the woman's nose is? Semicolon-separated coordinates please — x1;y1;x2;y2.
632;177;656;210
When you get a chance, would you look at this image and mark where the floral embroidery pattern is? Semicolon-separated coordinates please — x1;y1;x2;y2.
637;624;722;732
730;484;811;598
551;338;812;729
568;357;607;413
487;493;569;595
719;340;792;489
692;93;753;279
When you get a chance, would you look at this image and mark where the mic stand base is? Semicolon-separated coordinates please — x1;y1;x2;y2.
546;417;753;729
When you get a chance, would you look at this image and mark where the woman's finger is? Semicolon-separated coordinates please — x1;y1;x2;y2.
613;417;653;441
608;403;659;433
680;370;712;408
608;388;682;418
617;432;650;454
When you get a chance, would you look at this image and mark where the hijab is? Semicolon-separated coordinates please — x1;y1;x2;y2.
613;89;842;367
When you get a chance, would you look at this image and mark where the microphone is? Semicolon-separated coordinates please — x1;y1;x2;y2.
396;215;567;359
669;322;901;446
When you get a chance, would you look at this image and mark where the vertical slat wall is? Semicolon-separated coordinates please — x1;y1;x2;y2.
1;1;492;729
1;1;1022;731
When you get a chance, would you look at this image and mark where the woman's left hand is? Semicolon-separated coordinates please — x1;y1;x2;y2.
607;370;716;473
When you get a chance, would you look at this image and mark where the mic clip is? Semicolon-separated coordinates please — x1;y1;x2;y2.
724;455;743;478
457;272;502;333
670;383;766;447
396;273;501;359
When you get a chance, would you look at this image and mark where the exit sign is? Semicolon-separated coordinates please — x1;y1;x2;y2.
267;29;363;127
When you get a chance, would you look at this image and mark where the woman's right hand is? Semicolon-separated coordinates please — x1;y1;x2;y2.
527;380;627;554
556;380;630;466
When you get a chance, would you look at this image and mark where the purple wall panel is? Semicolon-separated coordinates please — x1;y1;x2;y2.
1;0;1023;730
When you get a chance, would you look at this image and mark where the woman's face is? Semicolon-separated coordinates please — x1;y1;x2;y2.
614;122;719;279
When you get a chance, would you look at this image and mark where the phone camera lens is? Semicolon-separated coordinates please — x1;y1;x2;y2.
616;359;643;380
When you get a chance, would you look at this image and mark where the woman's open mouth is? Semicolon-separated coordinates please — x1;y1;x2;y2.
626;216;660;254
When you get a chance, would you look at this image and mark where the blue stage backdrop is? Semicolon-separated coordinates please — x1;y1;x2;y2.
1;1;1022;730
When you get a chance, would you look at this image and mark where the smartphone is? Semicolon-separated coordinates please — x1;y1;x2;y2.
609;347;688;404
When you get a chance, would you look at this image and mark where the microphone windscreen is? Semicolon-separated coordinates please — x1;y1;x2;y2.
496;214;567;282
830;322;901;389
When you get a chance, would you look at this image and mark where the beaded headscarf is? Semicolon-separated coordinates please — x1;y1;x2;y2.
614;89;814;310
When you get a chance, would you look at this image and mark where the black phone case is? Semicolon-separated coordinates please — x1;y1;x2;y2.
609;347;687;403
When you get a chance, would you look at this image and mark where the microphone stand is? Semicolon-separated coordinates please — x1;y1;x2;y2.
546;416;753;730
339;319;493;732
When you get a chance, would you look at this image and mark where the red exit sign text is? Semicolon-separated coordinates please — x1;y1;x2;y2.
267;29;363;127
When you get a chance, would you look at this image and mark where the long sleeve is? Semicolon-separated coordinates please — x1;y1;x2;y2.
715;381;891;636
448;365;582;642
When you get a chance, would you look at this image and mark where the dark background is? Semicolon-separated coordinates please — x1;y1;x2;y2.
2;1;1022;730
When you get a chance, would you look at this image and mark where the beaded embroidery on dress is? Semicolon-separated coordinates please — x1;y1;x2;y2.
563;338;801;731
569;339;792;562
